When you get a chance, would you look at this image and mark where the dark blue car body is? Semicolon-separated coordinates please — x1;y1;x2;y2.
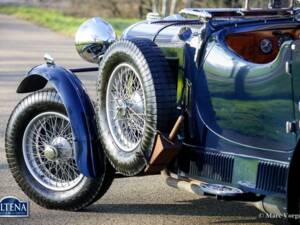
17;8;300;215
115;10;300;214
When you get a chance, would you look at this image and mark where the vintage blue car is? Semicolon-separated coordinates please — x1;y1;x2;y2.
5;0;300;222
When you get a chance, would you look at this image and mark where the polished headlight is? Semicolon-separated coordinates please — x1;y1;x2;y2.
75;17;116;64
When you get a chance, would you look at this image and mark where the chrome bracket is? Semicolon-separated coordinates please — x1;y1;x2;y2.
285;61;292;75
44;53;55;66
286;121;297;133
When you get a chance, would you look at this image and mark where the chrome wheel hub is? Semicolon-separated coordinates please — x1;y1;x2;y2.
128;92;144;114
22;112;84;191
116;99;128;117
44;137;73;161
52;136;73;159
44;145;58;160
106;63;146;152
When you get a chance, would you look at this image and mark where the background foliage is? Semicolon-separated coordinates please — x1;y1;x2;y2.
0;0;282;18
0;5;138;36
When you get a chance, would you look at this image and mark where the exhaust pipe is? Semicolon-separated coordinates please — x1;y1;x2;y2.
161;170;205;196
162;170;286;216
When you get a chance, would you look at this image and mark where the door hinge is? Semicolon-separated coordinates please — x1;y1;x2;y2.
286;121;298;133
285;61;292;75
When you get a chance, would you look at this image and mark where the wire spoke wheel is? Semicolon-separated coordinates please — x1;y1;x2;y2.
106;63;146;152
22;112;83;191
6;89;115;210
97;40;177;175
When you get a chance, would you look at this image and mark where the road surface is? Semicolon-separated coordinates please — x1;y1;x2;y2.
0;14;286;225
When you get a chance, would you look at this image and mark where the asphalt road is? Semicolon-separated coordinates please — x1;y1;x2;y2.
0;14;287;225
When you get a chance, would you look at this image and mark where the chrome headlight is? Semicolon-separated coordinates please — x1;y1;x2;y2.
75;17;116;64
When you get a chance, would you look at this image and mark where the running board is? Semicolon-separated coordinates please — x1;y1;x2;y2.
162;170;262;201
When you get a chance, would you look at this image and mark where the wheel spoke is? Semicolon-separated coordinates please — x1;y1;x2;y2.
22;112;83;191
106;63;146;152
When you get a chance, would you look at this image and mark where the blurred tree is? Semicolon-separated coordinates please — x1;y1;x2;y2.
139;0;152;18
162;0;170;16
152;0;178;16
170;0;178;14
21;0;292;18
106;0;121;17
184;0;193;7
152;0;160;12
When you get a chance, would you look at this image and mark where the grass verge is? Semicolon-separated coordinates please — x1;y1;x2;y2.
0;5;138;37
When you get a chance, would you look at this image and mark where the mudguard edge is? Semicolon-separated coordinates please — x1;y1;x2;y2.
17;63;103;178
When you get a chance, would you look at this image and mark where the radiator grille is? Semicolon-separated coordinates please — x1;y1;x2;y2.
256;161;288;194
189;152;234;183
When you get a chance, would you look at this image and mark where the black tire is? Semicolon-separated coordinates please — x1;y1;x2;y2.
287;153;300;225
288;201;300;225
5;89;114;211
97;39;177;176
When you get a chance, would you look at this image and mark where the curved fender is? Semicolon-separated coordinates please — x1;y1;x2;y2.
17;63;103;178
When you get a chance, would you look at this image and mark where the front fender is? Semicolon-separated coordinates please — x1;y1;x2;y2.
17;63;103;177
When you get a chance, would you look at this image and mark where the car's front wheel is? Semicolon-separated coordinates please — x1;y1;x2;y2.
5;89;114;210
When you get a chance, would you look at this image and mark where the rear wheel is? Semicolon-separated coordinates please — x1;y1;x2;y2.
5;89;114;210
97;39;177;176
288;158;300;224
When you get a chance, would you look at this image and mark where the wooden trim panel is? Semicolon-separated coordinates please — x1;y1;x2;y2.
226;28;300;64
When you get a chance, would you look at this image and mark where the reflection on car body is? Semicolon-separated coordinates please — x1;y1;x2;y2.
5;0;300;223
